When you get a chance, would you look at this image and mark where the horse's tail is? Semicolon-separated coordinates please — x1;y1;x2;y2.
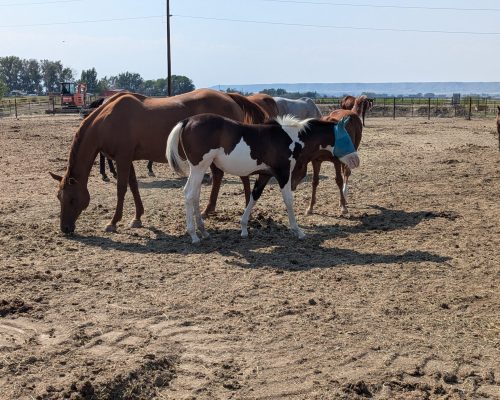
227;92;267;123
166;120;189;177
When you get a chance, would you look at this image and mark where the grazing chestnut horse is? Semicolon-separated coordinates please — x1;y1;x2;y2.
247;93;279;119
341;95;373;127
274;97;322;119
50;89;266;234
166;114;359;243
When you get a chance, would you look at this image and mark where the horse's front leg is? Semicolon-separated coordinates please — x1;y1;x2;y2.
202;164;223;217
335;160;348;215
128;163;144;228
241;174;270;237
305;159;322;215
281;180;305;239
105;158;132;232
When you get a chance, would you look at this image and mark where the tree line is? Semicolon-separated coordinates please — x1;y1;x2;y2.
0;56;195;98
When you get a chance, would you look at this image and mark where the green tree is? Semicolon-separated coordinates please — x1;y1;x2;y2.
0;56;23;92
40;60;74;93
171;75;195;95
0;79;7;99
19;59;42;94
80;68;98;93
112;71;143;92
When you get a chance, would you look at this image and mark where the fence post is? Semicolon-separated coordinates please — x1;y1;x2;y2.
52;97;55;114
393;97;396;119
383;98;386;116
14;98;18;119
485;98;488;117
468;97;472;120
411;97;414;117
428;98;431;120
9;100;11;116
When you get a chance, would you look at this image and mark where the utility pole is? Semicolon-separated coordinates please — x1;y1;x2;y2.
166;0;172;96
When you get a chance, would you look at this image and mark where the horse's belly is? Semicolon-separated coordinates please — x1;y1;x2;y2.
213;141;269;177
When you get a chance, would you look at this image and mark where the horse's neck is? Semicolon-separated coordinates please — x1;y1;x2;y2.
67;127;99;184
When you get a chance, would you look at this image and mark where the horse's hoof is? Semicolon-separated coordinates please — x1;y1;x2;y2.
148;171;156;177
201;209;214;219
200;231;210;239
296;230;306;239
101;175;110;182
191;237;201;244
340;207;349;216
305;208;313;216
112;173;117;179
241;231;249;238
105;224;117;233
129;219;142;228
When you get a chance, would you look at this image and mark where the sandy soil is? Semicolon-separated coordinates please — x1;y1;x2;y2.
0;115;499;400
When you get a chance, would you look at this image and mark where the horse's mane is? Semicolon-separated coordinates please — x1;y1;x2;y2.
352;95;368;116
66;106;101;181
227;92;268;123
276;114;311;133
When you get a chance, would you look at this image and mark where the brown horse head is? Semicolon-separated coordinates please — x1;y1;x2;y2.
50;172;90;233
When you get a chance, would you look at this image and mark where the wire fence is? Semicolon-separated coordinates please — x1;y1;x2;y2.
1;95;499;119
316;96;500;120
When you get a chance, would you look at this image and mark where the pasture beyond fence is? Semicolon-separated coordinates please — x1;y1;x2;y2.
1;95;499;120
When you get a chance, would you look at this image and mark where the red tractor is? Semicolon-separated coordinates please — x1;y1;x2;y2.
47;82;87;113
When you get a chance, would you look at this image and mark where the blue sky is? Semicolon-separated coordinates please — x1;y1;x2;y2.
2;0;499;88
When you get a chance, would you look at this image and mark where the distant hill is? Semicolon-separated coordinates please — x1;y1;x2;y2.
210;82;500;96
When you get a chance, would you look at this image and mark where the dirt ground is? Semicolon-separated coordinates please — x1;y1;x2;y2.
0;115;499;400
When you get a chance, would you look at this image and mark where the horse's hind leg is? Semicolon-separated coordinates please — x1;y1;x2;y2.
240;174;270;237
108;158;117;178
99;153;109;182
128;163;144;228
105;158;132;232
184;169;204;243
192;175;209;239
147;161;155;177
342;165;351;211
306;159;322;215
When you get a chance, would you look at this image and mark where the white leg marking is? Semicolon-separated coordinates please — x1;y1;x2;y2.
281;182;305;239
183;171;201;244
240;195;256;237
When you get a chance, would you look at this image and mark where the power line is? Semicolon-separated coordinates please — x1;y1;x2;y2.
256;0;500;13
0;0;82;6
0;15;164;28
173;14;500;36
1;12;499;36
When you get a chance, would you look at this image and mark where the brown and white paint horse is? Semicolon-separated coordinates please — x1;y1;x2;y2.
166;114;360;243
341;95;373;127
49;89;267;234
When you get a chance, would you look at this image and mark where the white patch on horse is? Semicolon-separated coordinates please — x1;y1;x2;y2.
276;115;310;157
213;138;271;177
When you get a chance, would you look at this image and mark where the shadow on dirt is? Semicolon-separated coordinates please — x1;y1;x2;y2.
68;205;453;270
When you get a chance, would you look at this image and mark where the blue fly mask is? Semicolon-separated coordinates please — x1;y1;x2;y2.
333;117;360;170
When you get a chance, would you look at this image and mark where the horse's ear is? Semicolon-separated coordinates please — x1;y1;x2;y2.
68;177;78;185
49;172;63;182
497;105;500;113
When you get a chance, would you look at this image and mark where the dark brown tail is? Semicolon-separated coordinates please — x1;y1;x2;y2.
227;93;268;124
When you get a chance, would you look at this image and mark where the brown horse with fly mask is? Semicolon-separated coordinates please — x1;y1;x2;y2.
303;100;364;215
50;89;267;234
